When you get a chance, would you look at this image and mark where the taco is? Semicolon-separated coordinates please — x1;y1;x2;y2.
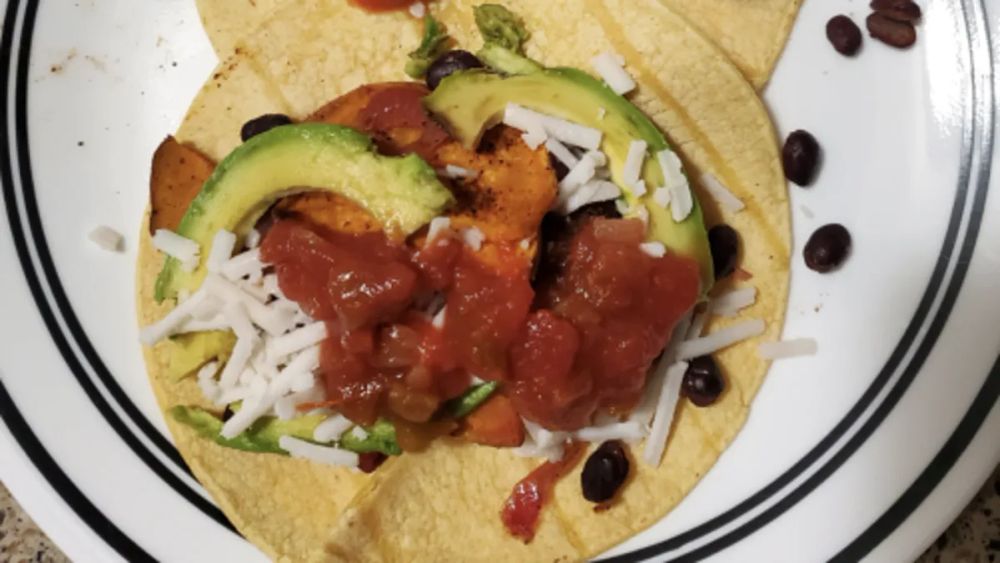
137;1;790;560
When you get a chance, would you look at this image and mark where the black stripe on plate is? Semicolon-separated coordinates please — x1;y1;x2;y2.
832;353;1000;561
14;13;197;476
832;2;998;557
603;2;989;560
0;0;153;560
651;0;995;559
3;0;236;533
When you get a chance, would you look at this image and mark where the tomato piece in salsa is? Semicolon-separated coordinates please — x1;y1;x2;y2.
261;220;417;329
510;218;701;430
444;251;534;380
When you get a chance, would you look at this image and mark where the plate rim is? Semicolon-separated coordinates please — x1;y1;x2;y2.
0;0;996;560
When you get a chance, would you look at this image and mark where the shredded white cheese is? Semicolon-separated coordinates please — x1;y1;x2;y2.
623;140;648;189
676;319;766;360
266;321;328;362
701;172;745;214
138;288;213;345
443;164;479;180
575;421;646;443
461;227;485;251
196;361;221;403
206;230;237;273
245;228;262;249
88;226;123;252
656;150;687;190
313;414;354;443
653;186;671;208
152;229;200;272
590;51;636;95
504;103;603;150
427;216;452;244
275;386;324;421
559;151;607;196
669;182;693;222
643;360;688;466
432;306;447;329
758;338;818;360
640;242;667;258
590;180;622;203
521;126;548;150
711;287;757;317
687;310;709;340
221;248;264;282
545;138;579;169
279;436;360;468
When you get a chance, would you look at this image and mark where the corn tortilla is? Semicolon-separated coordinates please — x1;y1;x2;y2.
139;0;790;560
195;0;802;89
658;0;803;89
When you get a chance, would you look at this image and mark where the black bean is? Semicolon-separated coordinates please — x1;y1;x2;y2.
804;224;852;273
826;15;863;56
426;50;484;90
870;0;922;22
241;113;293;142
581;440;630;503
683;356;725;407
866;13;917;48
782;130;821;187
708;224;740;281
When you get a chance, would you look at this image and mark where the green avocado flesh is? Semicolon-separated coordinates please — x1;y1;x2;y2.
154;123;455;302
424;69;714;286
171;406;402;456
165;331;235;381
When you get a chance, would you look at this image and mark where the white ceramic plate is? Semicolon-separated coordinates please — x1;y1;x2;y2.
0;0;997;561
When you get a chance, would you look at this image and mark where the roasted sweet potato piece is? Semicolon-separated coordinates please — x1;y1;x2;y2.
310;82;558;245
460;393;525;447
273;192;382;236
149;136;216;233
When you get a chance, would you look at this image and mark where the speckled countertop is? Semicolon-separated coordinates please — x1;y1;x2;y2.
1;467;997;561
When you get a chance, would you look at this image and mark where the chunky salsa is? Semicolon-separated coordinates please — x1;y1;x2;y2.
261;212;699;435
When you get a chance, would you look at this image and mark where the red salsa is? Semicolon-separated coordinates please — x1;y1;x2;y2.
510;218;701;430
262;215;699;432
500;442;587;542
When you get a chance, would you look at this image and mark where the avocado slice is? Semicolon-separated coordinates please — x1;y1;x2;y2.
171;406;402;456
424;69;714;286
164;331;236;381
171;405;325;455
154;123;455;302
